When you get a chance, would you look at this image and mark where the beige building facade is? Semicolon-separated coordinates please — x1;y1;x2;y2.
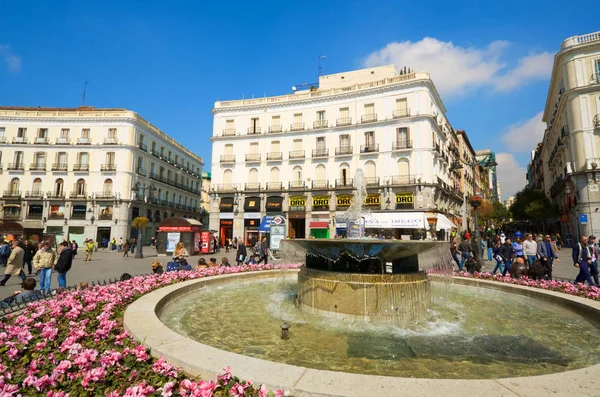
0;106;204;246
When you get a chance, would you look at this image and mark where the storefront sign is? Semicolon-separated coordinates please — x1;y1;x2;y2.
289;196;306;212
364;194;380;207
396;193;414;209
220;197;234;212
158;226;200;232
266;196;283;212
219;219;233;227
336;195;353;209
244;218;260;228
312;196;330;211
244;197;261;212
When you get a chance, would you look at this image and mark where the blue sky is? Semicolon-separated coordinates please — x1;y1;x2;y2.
0;0;597;198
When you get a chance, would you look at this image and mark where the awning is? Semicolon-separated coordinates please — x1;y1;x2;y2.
436;214;457;231
258;216;274;233
364;212;428;229
309;221;329;229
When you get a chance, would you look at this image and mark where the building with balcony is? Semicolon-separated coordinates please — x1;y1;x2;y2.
209;65;464;244
531;31;600;239
0;106;204;245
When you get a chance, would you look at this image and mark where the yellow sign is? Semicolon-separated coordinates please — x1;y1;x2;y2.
290;196;306;207
364;194;380;206
336;195;353;206
312;196;330;207
396;193;414;204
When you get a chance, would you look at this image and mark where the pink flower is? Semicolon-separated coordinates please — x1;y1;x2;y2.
160;381;175;397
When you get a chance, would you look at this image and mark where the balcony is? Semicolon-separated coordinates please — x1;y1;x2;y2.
7;163;25;171
26;213;43;220
590;73;600;85
51;163;68;171
245;153;261;162
290;123;305;131
12;137;27;144
361;114;377;123
244;183;261;191
220;155;236;163
149;172;159;181
390;175;417;185
73;164;89;172
77;138;92;145
266;152;283;161
336;117;352;127
95;191;115;199
268;125;283;133
0;137;6;144
311;180;329;190
2;213;21;221
247;127;261;135
312;148;329;158
71;213;86;220
266;182;283;191
70;190;87;199
289;150;305;159
313;120;328;129
211;184;237;193
594;114;600;128
335;179;354;189
433;143;441;155
393;109;411;118
222;128;237;137
288;181;305;190
138;142;148;151
99;214;113;221
29;163;46;171
48;213;64;220
360;144;379;154
137;168;147;176
335;146;353;156
47;192;66;199
392;140;413;150
103;137;119;145
365;177;380;187
55;138;71;145
101;164;117;171
3;190;21;198
34;137;49;144
25;190;44;198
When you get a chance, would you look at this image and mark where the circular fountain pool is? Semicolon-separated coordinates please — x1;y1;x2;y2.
158;274;600;380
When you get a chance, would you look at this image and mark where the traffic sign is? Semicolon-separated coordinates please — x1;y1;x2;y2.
579;214;588;224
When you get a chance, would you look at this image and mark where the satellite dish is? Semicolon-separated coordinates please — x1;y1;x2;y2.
292;86;297;92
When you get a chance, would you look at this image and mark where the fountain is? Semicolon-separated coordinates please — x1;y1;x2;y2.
288;169;453;323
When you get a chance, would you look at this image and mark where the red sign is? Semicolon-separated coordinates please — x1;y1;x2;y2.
158;226;200;232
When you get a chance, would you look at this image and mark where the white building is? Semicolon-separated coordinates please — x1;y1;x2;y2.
209;65;463;244
0;106;204;245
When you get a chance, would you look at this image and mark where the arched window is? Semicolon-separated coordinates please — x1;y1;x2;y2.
54;178;64;196
9;177;20;194
185;197;188;206
270;167;280;182
223;169;233;186
76;179;86;196
397;159;410;183
293;166;302;183
103;179;113;195
365;161;376;184
315;164;326;188
179;195;182;204
248;168;259;183
339;163;350;185
165;192;170;203
157;188;162;200
32;178;42;194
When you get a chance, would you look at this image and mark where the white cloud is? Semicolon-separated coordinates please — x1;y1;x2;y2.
494;52;554;91
501;111;545;153
0;45;21;73
496;153;527;198
363;38;551;97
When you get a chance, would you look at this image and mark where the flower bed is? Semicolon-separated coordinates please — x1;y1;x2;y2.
454;271;600;301
0;264;301;396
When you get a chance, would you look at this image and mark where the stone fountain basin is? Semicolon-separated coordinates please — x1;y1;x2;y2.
124;270;600;397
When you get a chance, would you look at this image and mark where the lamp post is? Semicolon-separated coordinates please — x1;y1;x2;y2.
131;182;157;258
450;157;497;259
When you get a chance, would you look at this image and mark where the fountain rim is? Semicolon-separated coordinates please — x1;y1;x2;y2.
124;269;600;397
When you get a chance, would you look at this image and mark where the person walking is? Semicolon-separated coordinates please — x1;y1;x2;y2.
457;237;472;271
0;241;11;267
256;237;269;265
523;233;538;265
84;239;95;261
55;241;73;289
118;237;123;252
572;235;596;286
122;240;130;257
491;240;504;275
130;238;136;254
500;238;515;276
512;238;524;260
539;234;560;280
111;237;117;251
71;240;78;259
586;235;600;285
23;240;36;275
450;237;460;268
236;237;247;266
486;235;494;261
32;241;57;292
0;240;26;286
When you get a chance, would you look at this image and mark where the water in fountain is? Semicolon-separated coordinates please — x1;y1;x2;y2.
343;168;368;239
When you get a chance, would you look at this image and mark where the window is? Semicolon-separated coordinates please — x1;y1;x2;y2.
81;129;90;139
0;127;5;138
167;170;172;181
250;118;259;133
78;152;89;166
397;127;409;145
339;163;350;184
316;164;326;181
225;144;234;155
60;129;70;138
250;142;258;154
293;166;302;182
56;152;67;165
106;152;115;166
293;139;302;151
151;162;156;174
271;116;280;127
175;155;179;165
317;111;326;121
395;98;408;117
139;133;145;145
108;128;117;138
14;151;24;165
54;179;64;196
159;166;165;178
249;168;258;183
32;178;42;193
17;128;26;138
340;134;350;148
271;141;280;152
292;113;303;130
160;147;165;158
270;167;280;182
34;152;46;166
365;131;375;146
152;142;157;152
397;158;410;176
38;128;48;138
76;179;86;195
339;107;349;120
137;156;144;170
364;103;374;115
365;161;376;180
223;169;233;184
10;177;20;193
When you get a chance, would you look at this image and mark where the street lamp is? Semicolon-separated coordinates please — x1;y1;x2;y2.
131;182;157;258
450;157;497;259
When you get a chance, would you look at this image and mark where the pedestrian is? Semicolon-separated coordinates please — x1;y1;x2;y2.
457;237;472;271
500;238;515;276
586;235;599;285
55;241;73;289
123;240;130;257
256;237;269;265
512;238;524;259
71;240;78;258
523;233;538;265
486;235;494;261
84;239;95;261
130;238;136;254
111;237;117;251
102;237;108;250
0;241;11;267
539;234;560;280
499;232;506;245
572;235;596;286
233;236;238;250
118;237;123;252
0;240;26;286
150;236;156;250
225;238;231;253
221;257;231;267
23;240;36;275
491;240;504;275
32;241;57;292
236;237;247;266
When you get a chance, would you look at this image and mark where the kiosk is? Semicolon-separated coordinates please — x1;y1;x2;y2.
156;218;202;256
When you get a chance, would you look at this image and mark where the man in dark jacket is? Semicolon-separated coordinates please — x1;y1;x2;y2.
55;241;73;288
236;237;247;266
499;238;515;276
23;240;36;275
457;238;472;271
256;237;269;265
572;235;595;286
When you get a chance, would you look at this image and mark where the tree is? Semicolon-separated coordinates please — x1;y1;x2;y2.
509;188;558;232
475;200;494;225
491;201;511;223
131;217;149;258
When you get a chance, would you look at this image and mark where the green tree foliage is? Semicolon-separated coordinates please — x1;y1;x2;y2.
492;201;511;222
509;188;558;221
131;216;149;229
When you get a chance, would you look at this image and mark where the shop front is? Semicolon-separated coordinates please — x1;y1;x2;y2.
288;196;306;238
0;221;24;241
244;196;261;246
310;195;331;239
156;217;202;256
364;211;428;240
219;197;234;246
